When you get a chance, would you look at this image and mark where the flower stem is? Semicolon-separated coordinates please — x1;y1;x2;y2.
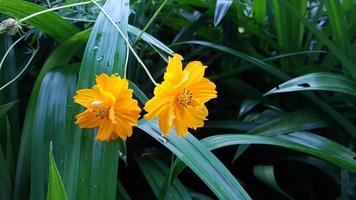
90;0;158;86
18;0;103;23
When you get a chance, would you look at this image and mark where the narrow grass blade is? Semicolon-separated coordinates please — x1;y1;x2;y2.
138;120;252;200
134;155;191;200
265;72;356;97
253;165;293;200
214;0;233;26
202;132;356;174
0;100;18;118
47;143;68;200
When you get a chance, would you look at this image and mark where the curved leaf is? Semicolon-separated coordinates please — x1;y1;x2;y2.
134;155;191;200
265;72;356;97
138;120;252;200
0;0;79;42
202;132;356;174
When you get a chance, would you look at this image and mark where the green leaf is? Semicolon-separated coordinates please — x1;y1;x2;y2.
202;132;356;174
63;0;130;199
14;29;89;200
265;72;356;97
0;100;18;118
138;120;252;200
30;65;77;200
253;165;293;200
0;0;79;42
253;0;266;25
214;0;233;26
47;143;68;200
116;179;131;200
134;155;191;200
128;25;174;55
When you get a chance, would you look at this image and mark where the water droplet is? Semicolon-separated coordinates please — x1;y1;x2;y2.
91;46;99;55
158;137;167;143
114;73;119;76
93;184;98;189
118;151;123;157
238;27;245;33
107;61;112;67
96;55;104;62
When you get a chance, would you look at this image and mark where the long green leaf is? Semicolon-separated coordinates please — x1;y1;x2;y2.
134;155;191;200
0;0;79;42
0;100;18;118
47;143;68;200
214;0;233;26
63;0;129;199
253;165;293;200
14;29;89;200
30;65;77;200
202;132;356;174
265;72;356;97
138;120;252;200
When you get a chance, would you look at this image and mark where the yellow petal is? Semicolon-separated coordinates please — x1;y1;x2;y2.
164;54;184;85
75;109;100;128
144;96;171;120
189;78;217;104
95;73;128;98
113;119;132;140
184;105;208;129
174;118;188;137
73;88;101;108
158;105;174;136
95;120;114;141
183;61;206;86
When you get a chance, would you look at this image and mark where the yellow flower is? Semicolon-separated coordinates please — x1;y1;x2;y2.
144;54;217;137
73;73;141;141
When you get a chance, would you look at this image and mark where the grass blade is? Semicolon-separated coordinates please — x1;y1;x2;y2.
47;143;68;200
265;72;356;97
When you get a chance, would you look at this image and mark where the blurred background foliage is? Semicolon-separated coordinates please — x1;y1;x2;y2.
1;0;356;199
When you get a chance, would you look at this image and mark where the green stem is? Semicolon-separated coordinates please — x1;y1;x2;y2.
90;0;158;86
18;0;103;23
133;0;169;45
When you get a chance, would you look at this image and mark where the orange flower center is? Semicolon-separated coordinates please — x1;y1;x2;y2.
89;100;110;120
177;88;193;107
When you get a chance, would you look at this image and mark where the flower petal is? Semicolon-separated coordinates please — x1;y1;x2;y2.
113;119;132;140
96;120;114;141
184;105;208;129
75;109;100;128
189;78;217;104
95;73;128;98
183;61;206;86
158;105;174;136
144;96;171;120
73;88;101;108
164;54;184;85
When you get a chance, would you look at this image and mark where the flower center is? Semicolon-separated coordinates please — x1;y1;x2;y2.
89;100;110;120
177;88;193;107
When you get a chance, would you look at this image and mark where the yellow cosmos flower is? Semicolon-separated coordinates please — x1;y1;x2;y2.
144;54;217;137
73;73;141;141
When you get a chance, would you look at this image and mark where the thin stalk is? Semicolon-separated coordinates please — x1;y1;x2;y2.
124;45;129;78
133;0;169;45
0;35;26;72
90;0;158;86
0;46;39;91
18;0;103;23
